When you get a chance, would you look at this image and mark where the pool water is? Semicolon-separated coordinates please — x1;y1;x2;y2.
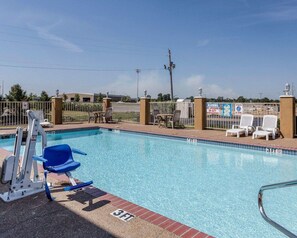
1;129;297;237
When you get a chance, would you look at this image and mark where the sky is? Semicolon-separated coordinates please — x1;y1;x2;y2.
0;0;297;99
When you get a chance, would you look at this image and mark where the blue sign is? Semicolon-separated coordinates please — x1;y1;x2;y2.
222;104;232;117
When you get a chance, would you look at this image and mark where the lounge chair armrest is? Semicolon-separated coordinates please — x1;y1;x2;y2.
44;119;49;122
72;148;87;156
271;128;279;134
248;126;255;132
33;155;47;163
256;126;263;131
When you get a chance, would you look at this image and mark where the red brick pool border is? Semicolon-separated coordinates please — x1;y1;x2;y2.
83;186;213;238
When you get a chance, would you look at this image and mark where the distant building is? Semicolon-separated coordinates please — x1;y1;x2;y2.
61;93;126;102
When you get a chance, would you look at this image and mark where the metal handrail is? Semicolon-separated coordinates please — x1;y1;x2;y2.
258;180;297;238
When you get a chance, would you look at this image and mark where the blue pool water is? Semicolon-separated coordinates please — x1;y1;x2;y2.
1;129;297;237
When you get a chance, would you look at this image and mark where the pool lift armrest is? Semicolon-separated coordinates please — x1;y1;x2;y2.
72;148;87;156
33;155;47;163
258;180;297;238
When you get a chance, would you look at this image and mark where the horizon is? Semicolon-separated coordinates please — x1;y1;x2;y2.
0;1;297;99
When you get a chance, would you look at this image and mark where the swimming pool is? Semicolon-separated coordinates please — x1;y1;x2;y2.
1;129;297;237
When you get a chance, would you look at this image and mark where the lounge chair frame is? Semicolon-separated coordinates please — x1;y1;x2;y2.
226;114;254;138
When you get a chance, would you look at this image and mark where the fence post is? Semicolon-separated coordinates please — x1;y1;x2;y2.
52;97;62;125
103;97;111;112
280;95;296;138
140;96;150;125
194;96;206;130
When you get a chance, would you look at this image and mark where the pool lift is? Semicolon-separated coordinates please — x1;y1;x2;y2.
0;110;93;202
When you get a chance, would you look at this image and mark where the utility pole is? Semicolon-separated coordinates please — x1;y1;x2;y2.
164;49;175;101
1;81;4;99
136;69;141;102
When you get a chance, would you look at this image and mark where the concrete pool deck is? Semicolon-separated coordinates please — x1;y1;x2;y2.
0;122;296;237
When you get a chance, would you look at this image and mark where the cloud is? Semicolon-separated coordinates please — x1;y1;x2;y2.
101;71;169;97
178;75;237;98
101;73;238;99
196;39;210;47
242;1;297;25
29;24;83;53
256;4;297;22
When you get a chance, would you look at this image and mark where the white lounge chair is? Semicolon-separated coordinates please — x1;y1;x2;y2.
32;110;53;127
226;114;254;138
252;115;278;140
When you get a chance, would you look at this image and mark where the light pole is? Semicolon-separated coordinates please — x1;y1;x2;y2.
164;49;175;101
136;69;141;102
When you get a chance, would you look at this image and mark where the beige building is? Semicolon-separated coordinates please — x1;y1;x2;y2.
62;93;95;102
61;93;126;102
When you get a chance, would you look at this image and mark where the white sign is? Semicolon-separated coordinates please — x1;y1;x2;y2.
22;102;29;110
110;209;135;222
235;104;243;115
207;103;220;115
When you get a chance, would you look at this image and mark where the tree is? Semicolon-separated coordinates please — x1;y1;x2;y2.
157;93;163;101
121;96;131;102
27;93;38;101
74;93;80;102
96;93;104;103
162;94;171;101
62;93;68;102
40;91;50;101
236;96;247;103
261;97;270;103
6;84;27;101
186;96;194;102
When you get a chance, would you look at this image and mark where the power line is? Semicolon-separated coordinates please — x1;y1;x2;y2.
0;63;163;72
0;24;168;52
0;38;164;57
0;30;166;51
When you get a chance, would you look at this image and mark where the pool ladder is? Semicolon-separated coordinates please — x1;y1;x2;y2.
258;179;297;238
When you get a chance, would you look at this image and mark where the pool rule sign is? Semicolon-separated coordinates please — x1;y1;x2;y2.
111;209;135;222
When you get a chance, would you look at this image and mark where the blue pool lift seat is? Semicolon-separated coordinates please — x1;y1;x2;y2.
34;144;93;201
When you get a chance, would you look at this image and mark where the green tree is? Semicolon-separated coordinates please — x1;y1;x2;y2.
27;93;38;101
163;94;171;101
6;84;27;101
260;97;270;103
186;96;194;102
62;93;68;102
96;93;104;103
217;96;224;102
121;96;131;102
74;93;80;102
157;93;163;101
236;96;247;103
40;91;50;101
